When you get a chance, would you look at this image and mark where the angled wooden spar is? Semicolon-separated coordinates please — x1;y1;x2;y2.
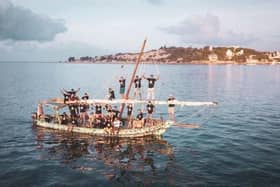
119;39;147;118
44;98;218;107
81;99;217;106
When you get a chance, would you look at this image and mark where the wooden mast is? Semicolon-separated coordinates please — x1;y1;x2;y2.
119;38;147;118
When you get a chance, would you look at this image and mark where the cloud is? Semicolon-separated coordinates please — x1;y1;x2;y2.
160;14;255;46
0;0;66;42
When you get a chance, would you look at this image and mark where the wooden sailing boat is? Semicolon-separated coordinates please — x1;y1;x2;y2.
32;39;217;137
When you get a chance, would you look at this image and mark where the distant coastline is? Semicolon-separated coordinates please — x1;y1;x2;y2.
65;46;280;65
63;60;279;65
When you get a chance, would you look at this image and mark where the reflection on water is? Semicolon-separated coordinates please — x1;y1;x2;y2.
33;127;185;185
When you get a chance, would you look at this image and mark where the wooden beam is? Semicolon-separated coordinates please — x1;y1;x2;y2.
119;39;147;118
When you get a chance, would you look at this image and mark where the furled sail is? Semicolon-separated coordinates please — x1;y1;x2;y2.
43;98;217;107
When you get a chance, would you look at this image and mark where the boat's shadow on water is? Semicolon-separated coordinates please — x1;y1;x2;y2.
31;126;198;185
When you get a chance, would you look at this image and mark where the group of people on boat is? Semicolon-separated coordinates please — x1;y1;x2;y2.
58;90;159;129
33;72;176;132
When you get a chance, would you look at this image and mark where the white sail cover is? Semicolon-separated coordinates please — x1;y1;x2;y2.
60;99;217;106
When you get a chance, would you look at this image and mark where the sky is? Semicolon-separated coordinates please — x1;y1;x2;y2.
0;0;279;61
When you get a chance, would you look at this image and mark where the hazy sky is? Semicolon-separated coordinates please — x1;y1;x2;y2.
0;0;279;61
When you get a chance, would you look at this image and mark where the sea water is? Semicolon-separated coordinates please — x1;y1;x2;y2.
0;62;279;186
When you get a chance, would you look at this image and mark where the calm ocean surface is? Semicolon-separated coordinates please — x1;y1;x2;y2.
0;62;279;186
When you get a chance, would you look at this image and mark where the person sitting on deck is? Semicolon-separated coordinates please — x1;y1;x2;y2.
133;109;144;128
104;118;113;135
61;112;69;125
113;117;122;128
94;116;103;128
70;116;78;126
143;74;159;100
108;88;115;100
167;94;176;121
119;76;126;99
133;75;142;100
146;101;155;119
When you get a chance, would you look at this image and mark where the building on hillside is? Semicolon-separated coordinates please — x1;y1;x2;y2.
269;51;280;59
226;49;234;60
246;55;258;64
208;53;218;62
236;49;244;56
176;57;184;63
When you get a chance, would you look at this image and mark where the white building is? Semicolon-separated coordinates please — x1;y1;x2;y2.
226;49;234;60
269;51;280;59
208;53;218;62
246;55;258;64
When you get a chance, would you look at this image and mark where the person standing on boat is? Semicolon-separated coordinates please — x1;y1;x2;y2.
112;106;120;121
69;104;78;118
167;95;176;121
61;91;70;103
88;112;95;128
95;103;102;118
127;103;133;118
81;92;89;100
146;101;155;119
133;109;144;128
133;75;142;100
136;109;143;120
127;103;133;127
108;88;115;100
62;88;80;101
79;103;87;125
81;92;90;111
143;74;159;100
104;104;114;119
119;76;126;99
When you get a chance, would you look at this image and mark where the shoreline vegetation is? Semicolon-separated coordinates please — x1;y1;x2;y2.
66;46;280;65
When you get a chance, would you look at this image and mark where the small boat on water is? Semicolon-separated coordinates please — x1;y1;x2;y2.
32;39;217;137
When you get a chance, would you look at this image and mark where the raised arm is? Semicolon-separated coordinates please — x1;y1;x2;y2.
62;88;68;93
61;89;69;95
